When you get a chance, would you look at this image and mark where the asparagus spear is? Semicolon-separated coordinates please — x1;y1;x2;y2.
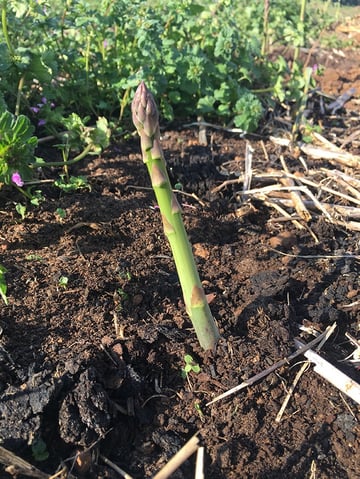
132;81;220;351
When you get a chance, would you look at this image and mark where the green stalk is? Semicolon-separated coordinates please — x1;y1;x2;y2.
293;0;307;68
132;82;220;351
261;0;270;57
15;74;25;117
1;2;15;57
33;143;93;168
291;66;312;142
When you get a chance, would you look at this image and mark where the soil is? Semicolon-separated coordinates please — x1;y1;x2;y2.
0;20;360;479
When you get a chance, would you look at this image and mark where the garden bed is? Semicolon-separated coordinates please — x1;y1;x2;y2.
0;46;359;479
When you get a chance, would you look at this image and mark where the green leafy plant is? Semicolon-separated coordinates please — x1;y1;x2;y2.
54;175;91;193
15;202;27;219
43;115;110;186
0;0;333;134
181;354;201;379
132;82;220;351
0;264;8;305
0;110;38;186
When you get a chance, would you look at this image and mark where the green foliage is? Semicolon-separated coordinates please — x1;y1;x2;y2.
0;110;38;184
234;91;263;131
54;175;90;192
0;264;8;305
58;114;110;158
0;0;335;134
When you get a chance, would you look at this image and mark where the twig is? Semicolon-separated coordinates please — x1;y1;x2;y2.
321;168;360;200
270;135;360;168
326;87;356;114
213;169;360;206
339;393;357;419
100;455;134;479
259;197;305;230
260;139;269;162
270;198;360;220
243;141;254;200
268;248;360;261
183;121;246;136
275;361;310;422
276;324;335;422
279;155;311;222
48;468;68;479
0;446;49;479
152;434;199;479
328;219;360;232
293;175;360;207
309;460;317;479
300;141;360;168
195;447;204;479
339;128;360;149
294;338;360;404
206;324;336;406
239;184;333;221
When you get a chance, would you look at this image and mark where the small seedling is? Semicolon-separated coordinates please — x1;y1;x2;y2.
31;437;49;461
55;208;66;220
0;264;8;305
181;354;201;379
118;269;132;281
194;402;205;423
114;287;130;312
15;202;27;220
25;254;43;261
58;275;69;289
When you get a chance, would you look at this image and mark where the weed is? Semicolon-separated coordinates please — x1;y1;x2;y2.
31;437;49;461
55;207;66;220
54;175;90;193
181;354;201;379
194;402;205;423
25;254;43;261
0;264;8;305
58;275;68;289
15;203;27;220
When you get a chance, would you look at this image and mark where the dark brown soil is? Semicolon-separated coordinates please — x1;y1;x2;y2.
0;36;359;479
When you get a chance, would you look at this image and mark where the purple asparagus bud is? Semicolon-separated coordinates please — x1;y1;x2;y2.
131;81;159;139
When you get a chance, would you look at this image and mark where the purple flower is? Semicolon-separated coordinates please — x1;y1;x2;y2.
11;172;24;187
41;97;47;104
38;119;46;127
30;106;40;114
103;39;108;48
